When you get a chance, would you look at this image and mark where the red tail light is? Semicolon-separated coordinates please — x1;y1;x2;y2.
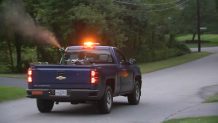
28;69;32;76
27;68;32;83
27;76;32;83
91;70;99;84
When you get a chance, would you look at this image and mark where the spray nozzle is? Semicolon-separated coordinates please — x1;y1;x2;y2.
59;47;66;65
59;47;65;51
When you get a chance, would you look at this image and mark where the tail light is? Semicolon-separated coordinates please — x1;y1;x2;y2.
27;76;32;83
27;68;32;83
28;69;32;76
91;70;99;84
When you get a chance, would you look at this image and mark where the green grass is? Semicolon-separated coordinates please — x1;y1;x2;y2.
138;52;212;74
0;74;26;79
177;34;218;48
0;85;26;103
183;43;218;48
204;92;218;103
163;116;218;123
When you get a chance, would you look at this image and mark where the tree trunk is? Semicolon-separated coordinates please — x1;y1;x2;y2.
192;33;196;41
36;46;40;61
5;27;15;72
14;33;22;73
151;31;155;48
168;34;174;48
11;0;23;73
38;45;47;61
7;39;14;72
28;12;40;62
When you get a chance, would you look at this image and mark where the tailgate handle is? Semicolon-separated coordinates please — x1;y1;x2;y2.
57;71;65;75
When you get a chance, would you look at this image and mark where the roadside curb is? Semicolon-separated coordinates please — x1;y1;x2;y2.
166;103;218;120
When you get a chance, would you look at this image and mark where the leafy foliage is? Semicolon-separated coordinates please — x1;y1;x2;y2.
0;0;208;73
171;0;218;34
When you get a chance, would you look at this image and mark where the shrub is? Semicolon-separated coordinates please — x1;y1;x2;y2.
121;42;191;64
174;42;191;53
0;64;10;73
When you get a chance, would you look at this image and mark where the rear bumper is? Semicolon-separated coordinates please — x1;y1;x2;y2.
26;89;100;101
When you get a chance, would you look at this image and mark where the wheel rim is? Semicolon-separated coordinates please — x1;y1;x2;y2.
135;85;140;101
107;91;112;109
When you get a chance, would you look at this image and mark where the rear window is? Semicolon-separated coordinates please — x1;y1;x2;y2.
64;49;114;64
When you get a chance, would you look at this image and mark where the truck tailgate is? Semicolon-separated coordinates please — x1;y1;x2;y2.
31;65;93;89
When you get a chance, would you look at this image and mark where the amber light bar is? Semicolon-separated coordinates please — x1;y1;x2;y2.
84;42;100;46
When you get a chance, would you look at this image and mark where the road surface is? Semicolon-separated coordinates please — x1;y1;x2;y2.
0;47;218;123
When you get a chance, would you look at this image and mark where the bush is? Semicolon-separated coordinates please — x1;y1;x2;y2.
0;64;11;73
121;41;191;64
152;48;179;62
174;42;191;53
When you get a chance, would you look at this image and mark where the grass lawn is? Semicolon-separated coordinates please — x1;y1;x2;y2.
163;116;218;123
138;52;212;74
204;92;218;103
177;34;218;48
0;85;26;103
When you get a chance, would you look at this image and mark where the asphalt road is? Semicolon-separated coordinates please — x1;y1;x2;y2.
0;47;218;123
0;77;27;88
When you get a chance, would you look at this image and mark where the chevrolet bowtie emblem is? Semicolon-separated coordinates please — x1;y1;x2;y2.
56;76;66;80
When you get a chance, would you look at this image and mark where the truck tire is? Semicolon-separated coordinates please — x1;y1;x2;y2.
37;99;54;113
127;81;140;105
97;86;113;114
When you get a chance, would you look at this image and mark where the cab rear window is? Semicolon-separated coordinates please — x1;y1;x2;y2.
64;49;114;64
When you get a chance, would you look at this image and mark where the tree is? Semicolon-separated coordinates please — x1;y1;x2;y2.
215;0;218;11
170;0;218;35
0;0;193;73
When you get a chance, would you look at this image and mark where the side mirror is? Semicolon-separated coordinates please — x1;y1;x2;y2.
129;58;136;65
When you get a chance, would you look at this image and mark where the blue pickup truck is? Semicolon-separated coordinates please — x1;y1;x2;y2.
26;43;142;114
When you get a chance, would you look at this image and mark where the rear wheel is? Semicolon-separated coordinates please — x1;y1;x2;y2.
127;81;141;105
37;99;54;113
97;86;113;114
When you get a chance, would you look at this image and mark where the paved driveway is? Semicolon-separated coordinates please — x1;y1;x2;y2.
0;47;218;123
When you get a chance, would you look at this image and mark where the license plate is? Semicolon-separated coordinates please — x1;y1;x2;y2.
55;90;67;96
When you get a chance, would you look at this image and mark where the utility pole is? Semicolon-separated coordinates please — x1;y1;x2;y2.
196;0;201;52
